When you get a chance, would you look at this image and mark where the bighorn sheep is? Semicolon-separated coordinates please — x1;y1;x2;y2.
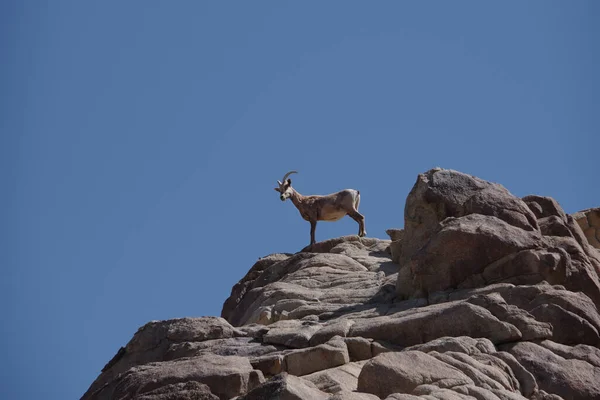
274;171;366;246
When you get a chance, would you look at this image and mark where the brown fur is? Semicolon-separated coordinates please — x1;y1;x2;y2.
275;175;366;246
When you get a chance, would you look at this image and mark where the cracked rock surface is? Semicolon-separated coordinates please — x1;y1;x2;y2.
82;168;600;400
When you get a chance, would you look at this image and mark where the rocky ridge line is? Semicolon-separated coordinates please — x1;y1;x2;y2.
82;168;600;400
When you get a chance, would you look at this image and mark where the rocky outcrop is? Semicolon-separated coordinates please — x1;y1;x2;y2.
83;168;600;400
499;341;600;400
221;237;399;327
398;169;600;308
572;208;600;249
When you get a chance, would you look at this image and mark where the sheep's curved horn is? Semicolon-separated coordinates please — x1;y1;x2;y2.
281;170;298;183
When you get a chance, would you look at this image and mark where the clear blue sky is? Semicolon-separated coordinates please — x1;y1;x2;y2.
2;2;598;399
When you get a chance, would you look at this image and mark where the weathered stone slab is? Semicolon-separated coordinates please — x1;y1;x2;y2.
238;372;329;400
285;337;350;376
357;351;474;398
349;301;521;347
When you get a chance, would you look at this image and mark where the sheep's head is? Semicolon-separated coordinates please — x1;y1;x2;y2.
274;170;297;201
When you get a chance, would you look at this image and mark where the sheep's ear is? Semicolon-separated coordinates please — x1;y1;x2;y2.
287;179;292;185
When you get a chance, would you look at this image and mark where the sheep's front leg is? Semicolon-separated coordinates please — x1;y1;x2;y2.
310;220;317;245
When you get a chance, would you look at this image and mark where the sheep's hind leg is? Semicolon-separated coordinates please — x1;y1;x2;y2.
348;211;366;237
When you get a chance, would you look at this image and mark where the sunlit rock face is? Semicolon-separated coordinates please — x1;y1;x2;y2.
397;169;600;306
82;168;600;400
572;207;600;249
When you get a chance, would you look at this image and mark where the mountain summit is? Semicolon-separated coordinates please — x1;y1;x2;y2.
83;169;600;400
